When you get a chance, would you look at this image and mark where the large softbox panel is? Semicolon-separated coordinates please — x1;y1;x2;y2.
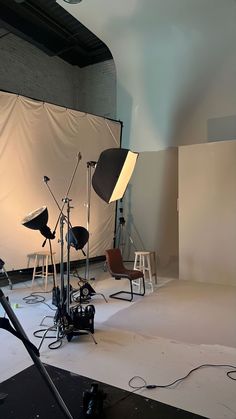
92;148;138;203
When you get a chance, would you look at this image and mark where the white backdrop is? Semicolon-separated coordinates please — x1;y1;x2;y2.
0;91;121;271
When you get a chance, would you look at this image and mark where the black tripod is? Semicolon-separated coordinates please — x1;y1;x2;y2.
0;288;73;418
114;201;136;258
35;155;97;348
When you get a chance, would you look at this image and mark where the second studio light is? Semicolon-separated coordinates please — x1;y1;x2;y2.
92;148;139;204
66;226;89;251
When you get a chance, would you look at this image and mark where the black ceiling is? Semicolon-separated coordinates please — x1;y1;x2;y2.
0;0;112;67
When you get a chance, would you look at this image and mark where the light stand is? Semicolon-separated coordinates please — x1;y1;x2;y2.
72;149;139;282
43;154;81;314
0;288;73;418
115;208;126;255
42;159;96;347
65;197;73;315
22;154;96;348
70;161;108;304
85;161;97;281
114;199;136;258
43;153;82;317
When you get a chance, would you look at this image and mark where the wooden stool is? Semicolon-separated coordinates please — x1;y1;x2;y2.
133;251;157;292
27;251;57;291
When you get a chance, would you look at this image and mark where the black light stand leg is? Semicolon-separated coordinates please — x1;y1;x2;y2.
3;267;12;290
65;198;72;315
0;259;13;290
60;214;66;309
85;161;96;281
0;288;73;419
48;239;56;289
114;200;137;261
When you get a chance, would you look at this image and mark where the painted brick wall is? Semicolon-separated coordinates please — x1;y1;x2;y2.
77;60;117;119
0;33;116;117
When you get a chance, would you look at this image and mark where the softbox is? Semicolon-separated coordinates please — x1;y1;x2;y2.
92;148;138;203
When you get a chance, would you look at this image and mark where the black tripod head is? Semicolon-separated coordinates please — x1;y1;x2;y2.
118;199;126;225
119;216;126;225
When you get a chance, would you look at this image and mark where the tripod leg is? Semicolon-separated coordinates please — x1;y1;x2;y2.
115;224;121;249
0;289;73;419
3;267;12;290
116;224;125;255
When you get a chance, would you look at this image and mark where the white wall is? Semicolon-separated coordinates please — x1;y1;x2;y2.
59;0;236;276
58;0;236;150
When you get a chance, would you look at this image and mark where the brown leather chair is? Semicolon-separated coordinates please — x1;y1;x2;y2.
105;248;145;301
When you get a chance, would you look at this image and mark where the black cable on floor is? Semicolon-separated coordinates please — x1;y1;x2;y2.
128;363;236;391
22;291;56;311
107;363;236;411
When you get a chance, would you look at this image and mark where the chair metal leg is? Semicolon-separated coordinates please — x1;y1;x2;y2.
109;276;145;302
109;290;134;302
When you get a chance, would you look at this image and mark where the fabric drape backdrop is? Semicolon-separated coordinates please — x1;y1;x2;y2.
0;91;121;271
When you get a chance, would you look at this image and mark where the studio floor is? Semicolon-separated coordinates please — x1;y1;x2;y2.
1;262;236;419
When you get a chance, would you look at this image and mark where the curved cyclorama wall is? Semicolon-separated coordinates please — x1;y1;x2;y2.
58;0;236;150
0;91;121;271
58;0;236;277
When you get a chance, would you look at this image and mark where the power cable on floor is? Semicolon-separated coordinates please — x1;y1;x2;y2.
23;291;56;311
128;363;236;391
107;363;236;411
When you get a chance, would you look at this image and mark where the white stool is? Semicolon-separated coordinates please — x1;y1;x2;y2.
133;251;157;292
27;251;57;291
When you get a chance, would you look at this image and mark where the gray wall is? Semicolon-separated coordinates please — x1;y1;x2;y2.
0;33;116;118
123;148;178;276
77;60;116;119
